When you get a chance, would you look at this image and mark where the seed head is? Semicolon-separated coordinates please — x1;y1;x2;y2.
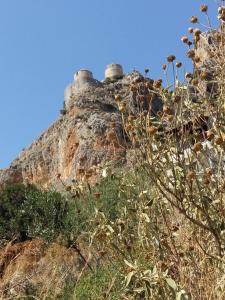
118;103;126;113
192;78;199;86
153;79;162;88
206;130;214;141
200;4;208;12
215;136;223;145
115;94;122;102
176;62;182;68
181;36;189;43
167;55;176;63
218;6;223;14
190;16;198;23
173;95;181;103
193;142;203;153
200;70;210;80
162;64;167;71
187;49;195;58
187;41;193;47
185;72;193;80
218;11;225;21
193;56;201;63
188;27;194;33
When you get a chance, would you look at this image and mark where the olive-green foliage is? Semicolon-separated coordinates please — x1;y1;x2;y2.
0;176;124;243
60;265;121;300
0;184;73;242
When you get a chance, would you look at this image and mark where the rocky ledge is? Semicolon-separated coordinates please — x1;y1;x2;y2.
0;72;162;189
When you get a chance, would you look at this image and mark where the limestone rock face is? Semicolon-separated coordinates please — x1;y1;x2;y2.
0;72;162;188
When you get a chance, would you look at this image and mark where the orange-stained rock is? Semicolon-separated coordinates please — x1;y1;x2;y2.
0;72;163;189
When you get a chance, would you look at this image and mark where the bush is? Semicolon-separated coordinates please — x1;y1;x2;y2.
60;264;122;300
0;184;74;242
0;175;125;243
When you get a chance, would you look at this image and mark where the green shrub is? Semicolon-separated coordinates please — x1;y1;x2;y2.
0;184;74;242
0;176;125;243
60;265;122;300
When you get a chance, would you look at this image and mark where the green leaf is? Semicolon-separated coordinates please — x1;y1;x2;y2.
126;271;135;287
166;277;177;291
124;259;136;269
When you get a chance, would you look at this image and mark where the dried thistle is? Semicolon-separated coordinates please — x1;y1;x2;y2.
167;55;176;63
200;4;208;13
190;16;198;23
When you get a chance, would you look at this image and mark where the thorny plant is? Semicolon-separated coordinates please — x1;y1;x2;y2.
84;3;225;300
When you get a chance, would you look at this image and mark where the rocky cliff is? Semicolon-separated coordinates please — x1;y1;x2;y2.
0;72;162;188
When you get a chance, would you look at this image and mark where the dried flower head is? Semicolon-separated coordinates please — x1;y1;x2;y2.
200;4;208;12
162;64;167;71
188;27;194;33
187;49;195;58
176;62;182;68
167;55;176;63
192;78;199;86
193;142;203;153
190;16;198;23
153;79;162;88
118;103;126;113
215;136;223;145
173;95;181;103
200;70;210;80
206;130;214;141
185;72;193;80
181;36;189;43
115;95;122;102
193;56;201;63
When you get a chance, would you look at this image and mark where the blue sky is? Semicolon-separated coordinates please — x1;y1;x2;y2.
0;0;218;168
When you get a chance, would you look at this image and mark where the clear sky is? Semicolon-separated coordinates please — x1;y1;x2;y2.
0;0;218;168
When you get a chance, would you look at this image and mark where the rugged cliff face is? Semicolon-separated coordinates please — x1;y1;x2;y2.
0;72;162;188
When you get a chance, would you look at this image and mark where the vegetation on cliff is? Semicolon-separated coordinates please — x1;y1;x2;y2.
0;2;225;299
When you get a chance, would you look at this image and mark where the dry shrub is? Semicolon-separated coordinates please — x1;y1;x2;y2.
0;240;80;299
84;3;225;299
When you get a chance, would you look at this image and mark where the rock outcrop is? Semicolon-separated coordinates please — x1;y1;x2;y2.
0;72;162;189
